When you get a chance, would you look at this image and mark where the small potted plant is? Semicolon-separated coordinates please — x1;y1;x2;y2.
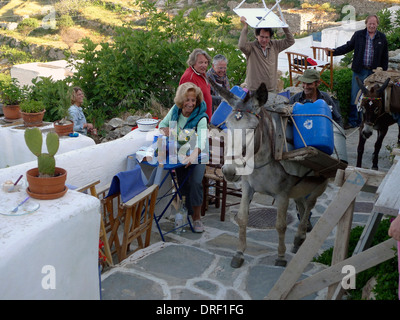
0;78;25;120
53;83;74;136
20;99;46;127
24;127;67;200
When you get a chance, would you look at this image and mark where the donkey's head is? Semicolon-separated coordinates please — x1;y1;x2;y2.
210;80;269;181
356;76;390;139
210;80;268;131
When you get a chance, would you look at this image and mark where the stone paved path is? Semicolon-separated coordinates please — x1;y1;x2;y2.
100;125;399;300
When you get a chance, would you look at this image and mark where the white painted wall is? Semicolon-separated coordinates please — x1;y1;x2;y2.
278;20;365;75
0;128;154;191
10;60;76;87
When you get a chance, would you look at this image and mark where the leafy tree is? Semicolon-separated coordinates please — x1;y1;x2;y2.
377;8;392;34
69;0;246;127
377;8;400;51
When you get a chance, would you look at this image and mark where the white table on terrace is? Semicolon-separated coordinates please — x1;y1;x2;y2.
0;187;101;299
0;118;96;168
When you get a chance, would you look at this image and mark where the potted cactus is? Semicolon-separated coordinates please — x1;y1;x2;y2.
24;127;67;200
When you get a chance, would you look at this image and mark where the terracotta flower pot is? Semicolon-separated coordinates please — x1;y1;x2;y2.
26;167;68;200
3;105;21;120
22;110;45;127
54;120;74;136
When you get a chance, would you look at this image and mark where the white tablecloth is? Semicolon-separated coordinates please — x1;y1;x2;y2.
0;188;101;299
0;119;96;168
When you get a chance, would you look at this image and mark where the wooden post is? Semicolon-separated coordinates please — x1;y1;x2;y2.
326;198;355;299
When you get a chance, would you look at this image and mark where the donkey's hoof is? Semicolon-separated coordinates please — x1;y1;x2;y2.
231;252;244;268
275;258;287;267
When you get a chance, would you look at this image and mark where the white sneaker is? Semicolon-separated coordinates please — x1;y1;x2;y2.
193;220;204;233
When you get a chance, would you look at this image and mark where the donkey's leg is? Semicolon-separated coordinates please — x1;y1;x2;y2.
293;179;328;253
292;198;306;253
295;199;312;232
274;196;290;267
398;124;400;146
231;183;253;268
372;127;388;170
293;198;315;253
356;128;366;168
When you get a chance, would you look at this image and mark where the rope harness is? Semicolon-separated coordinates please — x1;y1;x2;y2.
232;106;344;177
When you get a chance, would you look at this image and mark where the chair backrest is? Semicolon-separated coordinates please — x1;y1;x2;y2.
311;46;334;90
118;184;159;260
208;136;225;167
76;180;101;196
311;46;333;64
286;51;309;73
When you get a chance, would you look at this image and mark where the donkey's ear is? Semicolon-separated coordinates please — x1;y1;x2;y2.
209;77;243;109
356;76;368;95
378;77;390;95
256;83;268;106
209;77;236;101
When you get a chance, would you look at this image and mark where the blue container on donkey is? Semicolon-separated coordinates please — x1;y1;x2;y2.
211;86;247;130
292;99;334;155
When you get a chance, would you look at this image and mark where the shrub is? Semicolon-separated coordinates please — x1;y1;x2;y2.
18;18;40;30
27;77;72;122
377;8;400;51
0;45;38;66
319;67;353;122
387;29;400;51
313;218;398;300
0;78;26;105
17;18;40;37
57;14;75;29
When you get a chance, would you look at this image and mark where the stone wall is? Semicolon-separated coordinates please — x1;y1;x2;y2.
284;9;339;33
0;34;65;60
225;0;391;33
306;0;389;16
389;49;400;71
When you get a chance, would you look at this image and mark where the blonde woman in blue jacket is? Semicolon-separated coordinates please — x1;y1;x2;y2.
159;82;209;232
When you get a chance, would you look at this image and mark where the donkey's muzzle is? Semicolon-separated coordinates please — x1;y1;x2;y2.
222;164;240;182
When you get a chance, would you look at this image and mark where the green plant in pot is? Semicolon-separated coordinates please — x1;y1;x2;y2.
0;78;25;120
20;99;46;127
53;83;74;136
24;127;67;199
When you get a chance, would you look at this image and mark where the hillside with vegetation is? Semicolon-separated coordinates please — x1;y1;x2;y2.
0;0;398;129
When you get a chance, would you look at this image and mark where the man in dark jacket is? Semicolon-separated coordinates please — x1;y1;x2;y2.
326;15;388;128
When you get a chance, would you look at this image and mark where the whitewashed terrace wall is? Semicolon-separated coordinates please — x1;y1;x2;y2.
0;129;154;190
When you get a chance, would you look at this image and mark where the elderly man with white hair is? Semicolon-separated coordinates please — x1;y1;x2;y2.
206;54;230;113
